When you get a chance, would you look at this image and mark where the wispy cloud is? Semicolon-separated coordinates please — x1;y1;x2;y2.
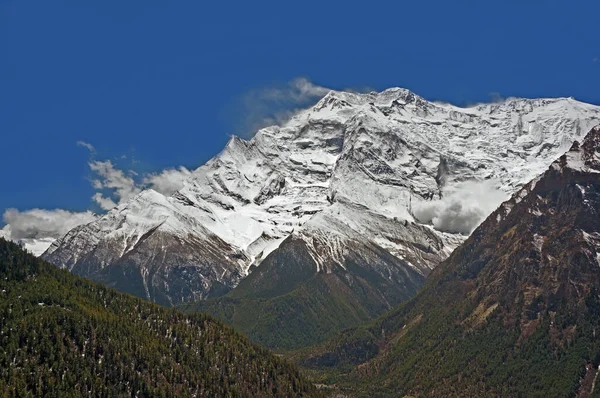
233;77;332;137
87;160;193;210
143;167;192;196
1;156;195;247
488;92;505;103
259;77;331;103
89;160;142;210
91;192;118;211
76;140;96;152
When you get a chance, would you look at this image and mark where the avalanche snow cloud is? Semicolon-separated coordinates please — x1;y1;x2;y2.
412;180;509;235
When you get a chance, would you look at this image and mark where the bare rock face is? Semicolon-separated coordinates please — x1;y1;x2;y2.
43;88;600;306
253;174;286;205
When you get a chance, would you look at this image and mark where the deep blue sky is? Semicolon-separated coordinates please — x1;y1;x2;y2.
1;0;600;215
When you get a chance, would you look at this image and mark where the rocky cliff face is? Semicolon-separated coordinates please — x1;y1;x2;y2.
43;88;600;305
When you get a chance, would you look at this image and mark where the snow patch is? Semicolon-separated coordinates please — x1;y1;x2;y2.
533;234;544;252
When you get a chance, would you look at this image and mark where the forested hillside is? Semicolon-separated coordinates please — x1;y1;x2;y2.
0;238;320;397
182;236;423;351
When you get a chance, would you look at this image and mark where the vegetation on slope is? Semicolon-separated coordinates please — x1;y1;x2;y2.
0;238;320;397
182;237;423;351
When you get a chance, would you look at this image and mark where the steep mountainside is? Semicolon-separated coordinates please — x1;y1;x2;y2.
0;238;320;397
301;126;600;397
182;232;424;350
44;190;246;306
43;89;600;307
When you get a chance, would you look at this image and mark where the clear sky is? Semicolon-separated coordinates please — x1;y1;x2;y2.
1;0;600;222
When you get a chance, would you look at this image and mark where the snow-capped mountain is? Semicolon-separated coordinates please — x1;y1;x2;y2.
43;88;600;305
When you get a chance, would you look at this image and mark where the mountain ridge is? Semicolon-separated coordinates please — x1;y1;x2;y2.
43;89;600;307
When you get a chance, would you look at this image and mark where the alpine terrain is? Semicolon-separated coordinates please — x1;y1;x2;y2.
42;89;600;346
301;125;600;397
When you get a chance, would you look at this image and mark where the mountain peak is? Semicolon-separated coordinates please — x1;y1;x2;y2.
578;124;600;167
377;86;420;103
309;87;427;115
312;89;363;111
554;124;600;174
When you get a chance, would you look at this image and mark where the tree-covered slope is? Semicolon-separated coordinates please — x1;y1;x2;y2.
300;126;600;397
181;237;423;351
0;238;320;397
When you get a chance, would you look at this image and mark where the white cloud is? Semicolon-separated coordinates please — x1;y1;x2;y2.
92;193;118;211
0;161;193;248
1;208;97;241
89;160;142;209
76;140;96;152
143;166;192;196
2;78;336;250
0;143;195;253
87;160;193;210
412;180;508;235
